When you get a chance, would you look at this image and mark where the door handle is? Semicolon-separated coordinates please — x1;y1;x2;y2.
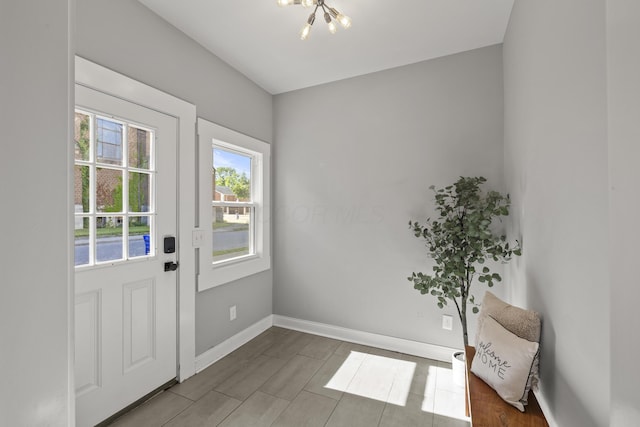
164;262;179;272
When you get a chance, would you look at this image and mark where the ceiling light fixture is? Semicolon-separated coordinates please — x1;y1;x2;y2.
277;0;351;40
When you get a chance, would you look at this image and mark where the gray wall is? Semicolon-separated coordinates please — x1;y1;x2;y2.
0;1;73;425
607;0;640;425
273;45;505;350
76;0;273;356
503;1;609;426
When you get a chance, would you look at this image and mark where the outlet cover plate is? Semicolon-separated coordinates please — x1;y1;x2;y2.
442;314;453;330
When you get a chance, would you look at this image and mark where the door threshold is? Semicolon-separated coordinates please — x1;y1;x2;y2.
95;378;178;427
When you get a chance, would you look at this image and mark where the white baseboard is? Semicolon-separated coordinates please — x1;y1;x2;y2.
195;315;274;373
533;384;559;427
272;315;459;363
195;314;461;375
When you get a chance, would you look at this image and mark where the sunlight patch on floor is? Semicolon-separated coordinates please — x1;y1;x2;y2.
428;364;470;421
325;351;416;406
324;351;469;422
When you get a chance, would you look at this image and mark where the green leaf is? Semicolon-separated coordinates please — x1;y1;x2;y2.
406;177;518;330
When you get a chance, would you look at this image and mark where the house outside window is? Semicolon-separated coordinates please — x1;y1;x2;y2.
74;110;154;267
212;146;254;264
96;117;124;164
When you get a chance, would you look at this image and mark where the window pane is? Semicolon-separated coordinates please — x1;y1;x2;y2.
96;216;123;262
74;216;91;266
213;147;252;202
75;112;90;161
74;165;90;213
96;118;123;165
128;216;152;258
96;167;123;213
75;114;158;269
128;126;152;169
212;206;251;263
129;172;151;212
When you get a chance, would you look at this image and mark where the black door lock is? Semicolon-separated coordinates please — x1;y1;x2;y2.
164;236;176;254
164;261;179;272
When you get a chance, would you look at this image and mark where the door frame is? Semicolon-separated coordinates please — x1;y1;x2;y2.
75;56;197;382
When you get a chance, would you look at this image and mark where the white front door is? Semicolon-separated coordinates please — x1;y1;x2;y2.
74;84;178;427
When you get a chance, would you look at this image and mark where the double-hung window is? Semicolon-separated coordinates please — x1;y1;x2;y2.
198;119;270;290
212;145;255;263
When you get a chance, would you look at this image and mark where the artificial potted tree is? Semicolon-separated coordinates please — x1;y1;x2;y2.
408;177;521;383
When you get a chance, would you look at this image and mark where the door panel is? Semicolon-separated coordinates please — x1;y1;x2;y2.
74;84;178;427
123;278;156;373
74;291;101;397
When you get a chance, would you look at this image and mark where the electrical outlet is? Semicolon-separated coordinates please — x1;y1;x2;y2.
442;314;453;330
230;305;237;321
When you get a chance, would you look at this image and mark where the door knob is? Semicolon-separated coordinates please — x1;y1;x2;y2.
164;262;179;272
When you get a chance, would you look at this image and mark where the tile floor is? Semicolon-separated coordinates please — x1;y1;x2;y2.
106;327;470;427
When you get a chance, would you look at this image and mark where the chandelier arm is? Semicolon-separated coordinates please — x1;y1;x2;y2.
281;0;349;38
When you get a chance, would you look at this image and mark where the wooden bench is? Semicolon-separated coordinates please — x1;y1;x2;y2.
464;346;549;427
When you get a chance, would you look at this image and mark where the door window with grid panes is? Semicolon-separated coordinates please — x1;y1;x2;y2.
74;110;155;267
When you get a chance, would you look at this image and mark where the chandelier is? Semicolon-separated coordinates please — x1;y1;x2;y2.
277;0;352;40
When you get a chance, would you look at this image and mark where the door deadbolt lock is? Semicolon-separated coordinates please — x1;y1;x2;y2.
164;261;179;272
164;236;176;254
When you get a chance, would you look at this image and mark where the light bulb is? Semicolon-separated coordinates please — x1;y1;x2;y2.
324;12;337;34
301;0;315;7
328;7;351;29
337;13;351;29
277;0;294;6
300;12;315;40
300;23;312;40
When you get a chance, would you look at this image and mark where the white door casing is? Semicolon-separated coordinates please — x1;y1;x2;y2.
74;57;197;426
74;84;178;427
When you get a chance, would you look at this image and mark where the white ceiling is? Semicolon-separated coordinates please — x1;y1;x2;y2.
138;0;514;95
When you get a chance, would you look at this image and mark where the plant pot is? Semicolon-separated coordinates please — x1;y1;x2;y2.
452;351;466;387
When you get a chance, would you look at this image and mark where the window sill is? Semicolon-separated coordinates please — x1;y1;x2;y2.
213;253;259;268
198;254;270;291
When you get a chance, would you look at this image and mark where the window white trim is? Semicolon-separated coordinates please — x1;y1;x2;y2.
197;118;271;291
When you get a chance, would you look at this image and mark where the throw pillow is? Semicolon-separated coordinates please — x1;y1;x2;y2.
475;291;541;401
471;315;540;412
475;291;541;345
